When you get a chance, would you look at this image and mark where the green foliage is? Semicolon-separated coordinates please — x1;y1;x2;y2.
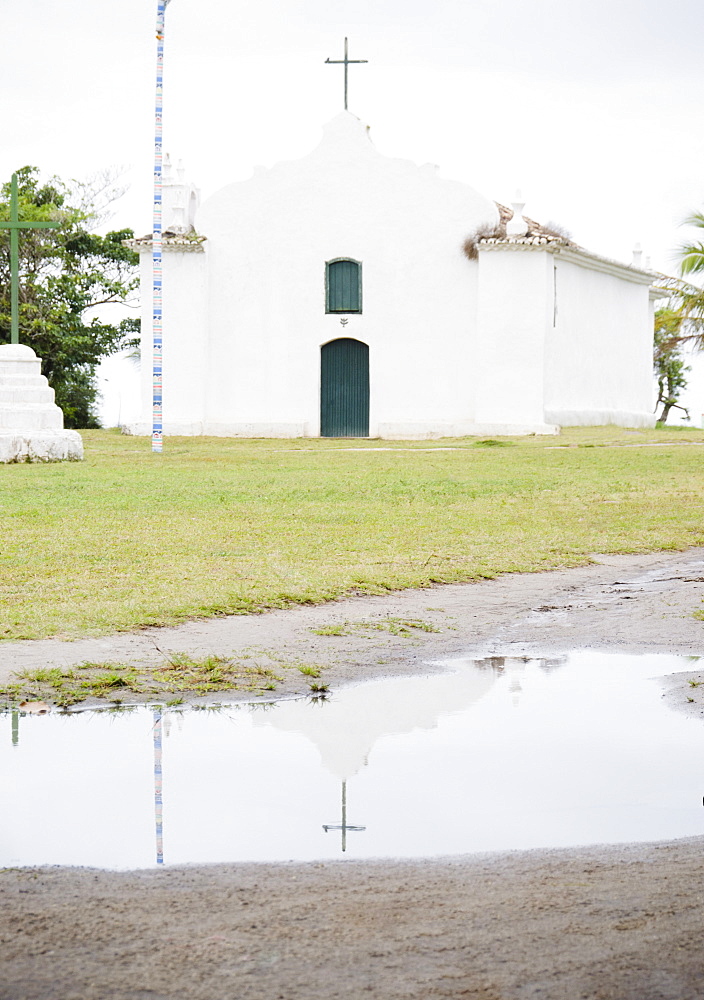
677;211;704;276
0;166;139;427
660;208;704;355
653;308;690;424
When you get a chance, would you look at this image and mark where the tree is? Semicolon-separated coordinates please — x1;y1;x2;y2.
678;211;704;278
653;307;690;424
0;166;139;428
665;210;704;351
646;208;704;424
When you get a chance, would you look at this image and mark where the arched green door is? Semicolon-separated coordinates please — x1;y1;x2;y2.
320;338;369;437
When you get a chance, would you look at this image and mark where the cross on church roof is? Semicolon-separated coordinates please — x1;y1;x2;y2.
325;38;368;112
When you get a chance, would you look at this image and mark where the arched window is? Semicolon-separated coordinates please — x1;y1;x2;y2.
326;258;362;313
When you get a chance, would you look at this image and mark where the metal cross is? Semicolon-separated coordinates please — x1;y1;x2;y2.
325;38;368;112
323;779;366;852
0;173;61;344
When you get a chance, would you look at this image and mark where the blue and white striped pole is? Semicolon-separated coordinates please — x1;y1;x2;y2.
152;0;171;453
153;710;164;864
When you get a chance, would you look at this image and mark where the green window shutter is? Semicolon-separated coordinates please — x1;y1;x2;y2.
326;259;362;313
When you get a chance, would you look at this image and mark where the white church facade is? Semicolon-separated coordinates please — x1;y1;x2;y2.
126;113;661;439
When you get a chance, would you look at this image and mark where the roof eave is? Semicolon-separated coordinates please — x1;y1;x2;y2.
479;239;658;286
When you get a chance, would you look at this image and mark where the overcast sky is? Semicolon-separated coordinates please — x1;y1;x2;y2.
3;0;704;274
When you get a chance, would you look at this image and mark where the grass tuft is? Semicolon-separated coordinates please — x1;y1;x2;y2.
298;665;321;678
311;616;441;638
0;651;302;706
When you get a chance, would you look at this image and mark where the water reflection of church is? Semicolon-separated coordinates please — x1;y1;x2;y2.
254;663;509;851
8;655;569;862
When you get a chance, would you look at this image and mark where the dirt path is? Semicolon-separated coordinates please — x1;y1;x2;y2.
2;549;704;999
3;547;704;709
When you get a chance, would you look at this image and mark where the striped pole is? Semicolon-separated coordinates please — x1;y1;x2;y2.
153;710;164;864
152;0;171;453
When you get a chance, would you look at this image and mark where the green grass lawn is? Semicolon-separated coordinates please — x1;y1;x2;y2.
2;425;704;641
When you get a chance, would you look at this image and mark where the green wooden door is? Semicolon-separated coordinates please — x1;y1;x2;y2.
320;338;369;437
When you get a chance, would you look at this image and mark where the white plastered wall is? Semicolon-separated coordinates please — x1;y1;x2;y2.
475;247;558;434
125;113;659;439
194;112;499;438
543;251;656;427
132;247;209;435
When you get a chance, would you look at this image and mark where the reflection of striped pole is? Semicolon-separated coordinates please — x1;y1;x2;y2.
153;710;164;864
152;0;172;454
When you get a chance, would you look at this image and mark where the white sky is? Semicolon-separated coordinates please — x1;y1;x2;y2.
3;0;704;276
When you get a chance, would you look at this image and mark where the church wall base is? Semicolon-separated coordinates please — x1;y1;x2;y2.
124;419;562;439
123;421;311;438
544;409;657;429
377;422;560;438
0;430;84;463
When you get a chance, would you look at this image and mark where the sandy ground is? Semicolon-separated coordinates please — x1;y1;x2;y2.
2;549;704;999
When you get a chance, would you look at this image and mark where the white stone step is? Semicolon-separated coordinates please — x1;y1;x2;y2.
0;374;55;389
0;387;55;405
0;407;63;430
0;355;42;376
0;430;83;462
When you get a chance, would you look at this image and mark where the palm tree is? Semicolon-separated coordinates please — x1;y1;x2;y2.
678;211;704;277
664;212;704;351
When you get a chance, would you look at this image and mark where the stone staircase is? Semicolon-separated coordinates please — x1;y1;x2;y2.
0;344;83;462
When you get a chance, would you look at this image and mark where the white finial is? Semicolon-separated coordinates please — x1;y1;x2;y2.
506;189;529;237
161;156;194;234
645;255;652;270
163;153;173;182
632;242;643;267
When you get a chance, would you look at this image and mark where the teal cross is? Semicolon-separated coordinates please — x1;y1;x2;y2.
0;173;61;344
325;38;368;112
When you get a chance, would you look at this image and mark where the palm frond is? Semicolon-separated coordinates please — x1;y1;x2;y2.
678;242;704;275
681;210;704;230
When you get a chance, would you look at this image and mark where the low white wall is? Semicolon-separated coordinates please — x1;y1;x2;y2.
543;254;655;427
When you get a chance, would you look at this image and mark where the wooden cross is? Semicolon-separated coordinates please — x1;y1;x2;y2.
325;38;368;112
0;173;61;344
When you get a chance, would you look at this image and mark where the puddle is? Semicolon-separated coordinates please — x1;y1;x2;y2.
1;651;703;869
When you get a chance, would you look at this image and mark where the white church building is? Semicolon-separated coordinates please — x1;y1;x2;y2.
125;112;661;439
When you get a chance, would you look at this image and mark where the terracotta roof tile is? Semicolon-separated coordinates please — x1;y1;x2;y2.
492;202;578;246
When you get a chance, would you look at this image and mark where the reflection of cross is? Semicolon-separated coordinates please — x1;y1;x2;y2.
0;174;61;344
323;779;366;852
325;38;368;112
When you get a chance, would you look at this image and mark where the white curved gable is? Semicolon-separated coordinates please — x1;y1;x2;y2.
197;111;499;244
